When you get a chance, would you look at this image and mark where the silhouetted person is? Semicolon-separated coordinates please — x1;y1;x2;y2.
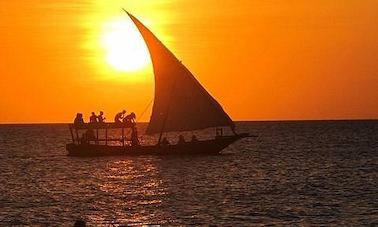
161;137;170;146
123;112;136;125
178;135;185;144
131;127;140;146
114;110;126;123
191;135;198;142
74;113;84;125
216;128;223;138
97;111;105;123
89;112;97;123
81;129;96;144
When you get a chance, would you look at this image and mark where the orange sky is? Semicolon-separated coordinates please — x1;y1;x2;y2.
0;0;377;123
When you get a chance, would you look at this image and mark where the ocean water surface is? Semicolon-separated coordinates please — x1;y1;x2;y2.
0;121;377;225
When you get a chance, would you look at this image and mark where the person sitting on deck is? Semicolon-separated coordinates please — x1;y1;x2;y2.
74;113;84;125
131;126;140;146
114;110;126;123
191;135;199;142
89;112;97;123
123;112;136;126
178;135;186;144
97;111;105;123
215;128;224;139
160;137;170;146
81;129;96;144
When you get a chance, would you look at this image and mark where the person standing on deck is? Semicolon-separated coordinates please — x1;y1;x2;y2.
114;110;126;123
97;111;105;123
131;126;140;146
89;112;97;123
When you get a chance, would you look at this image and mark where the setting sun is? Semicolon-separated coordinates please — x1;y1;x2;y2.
101;18;150;72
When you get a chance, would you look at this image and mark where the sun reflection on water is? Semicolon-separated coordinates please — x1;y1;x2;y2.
89;159;166;225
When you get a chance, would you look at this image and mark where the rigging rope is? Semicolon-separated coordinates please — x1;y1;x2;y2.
137;99;153;122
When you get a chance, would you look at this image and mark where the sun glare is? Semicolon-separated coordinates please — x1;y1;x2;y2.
101;19;150;72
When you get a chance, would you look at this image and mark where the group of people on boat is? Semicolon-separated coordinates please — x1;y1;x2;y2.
159;134;198;146
90;111;105;123
73;110;140;146
74;112;103;124
72;111;202;147
73;110;136;125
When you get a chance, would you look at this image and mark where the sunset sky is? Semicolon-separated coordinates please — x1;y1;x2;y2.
0;0;377;123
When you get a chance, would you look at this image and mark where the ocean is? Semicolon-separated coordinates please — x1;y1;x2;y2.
0;121;377;226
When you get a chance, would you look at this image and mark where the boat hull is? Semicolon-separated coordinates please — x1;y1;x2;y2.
66;134;250;157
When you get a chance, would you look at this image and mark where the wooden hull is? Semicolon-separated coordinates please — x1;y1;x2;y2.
66;134;250;157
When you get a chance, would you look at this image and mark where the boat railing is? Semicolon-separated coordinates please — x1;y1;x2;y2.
69;122;135;129
68;122;136;146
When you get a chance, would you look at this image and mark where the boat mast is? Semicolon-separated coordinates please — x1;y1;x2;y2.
157;72;180;144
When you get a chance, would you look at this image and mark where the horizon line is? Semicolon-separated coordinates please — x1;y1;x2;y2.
0;118;377;125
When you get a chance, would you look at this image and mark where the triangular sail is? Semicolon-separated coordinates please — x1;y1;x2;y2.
127;12;234;135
